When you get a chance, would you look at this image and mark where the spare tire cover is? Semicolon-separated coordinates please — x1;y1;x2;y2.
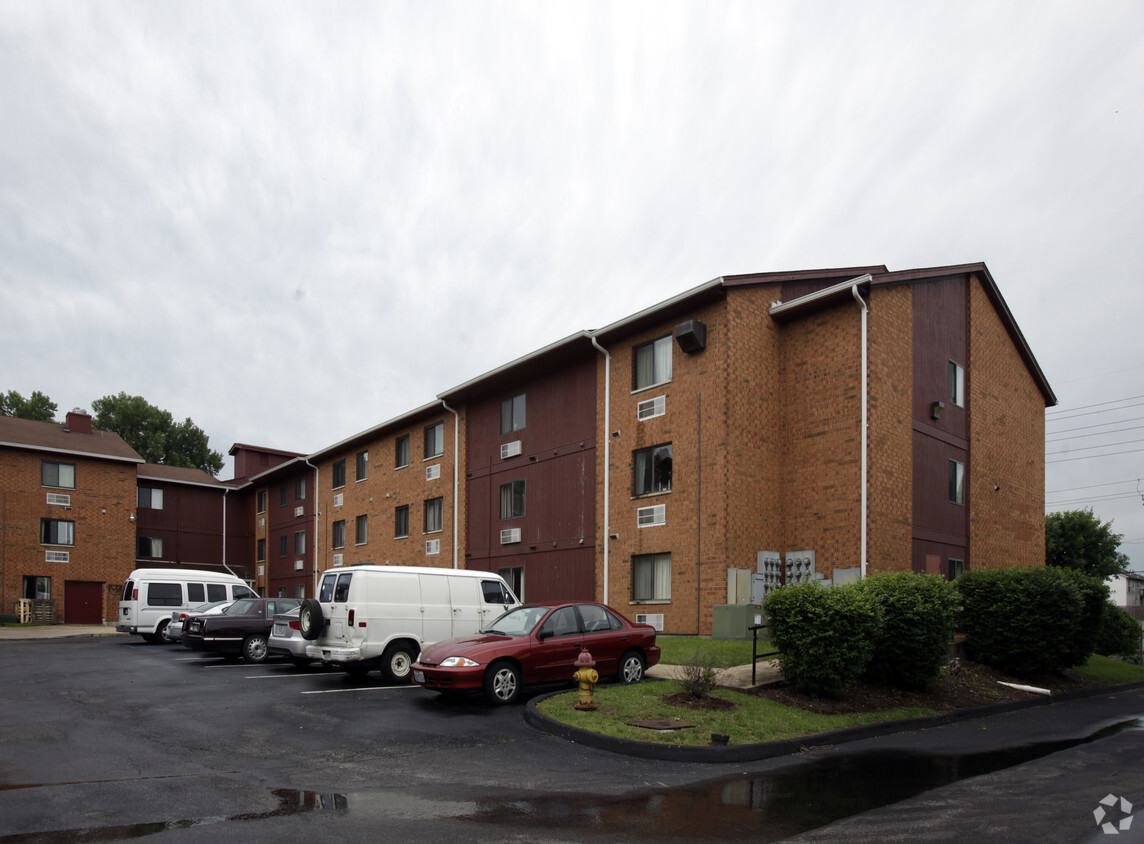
299;598;325;641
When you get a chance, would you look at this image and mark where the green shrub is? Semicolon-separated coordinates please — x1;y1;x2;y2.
1094;602;1143;660
857;572;960;691
957;566;1097;676
676;652;721;699
763;582;881;698
1054;568;1109;665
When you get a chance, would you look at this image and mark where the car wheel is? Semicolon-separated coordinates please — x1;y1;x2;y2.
290;656;312;669
243;634;269;664
483;661;522;704
618;649;645;684
298;599;324;640
382;642;417;685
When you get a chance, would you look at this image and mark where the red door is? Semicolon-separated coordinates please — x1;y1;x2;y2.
65;581;104;624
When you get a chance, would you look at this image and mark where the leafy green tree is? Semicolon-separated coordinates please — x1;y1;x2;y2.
91;392;224;476
0;390;57;422
1045;509;1130;580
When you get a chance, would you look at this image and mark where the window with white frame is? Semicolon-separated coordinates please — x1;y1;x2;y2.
395;435;410;468
633;553;671;601
356;450;368;480
395;505;409;539
332;520;345;549
294;530;306;554
257;538;266;562
633;335;672;390
137;536;163;558
41;461;75;489
137;488;164;510
633;444;672;496
424;422;444;459
424;497;443;534
295;477;306;501
355;515;369;545
499;480;526;519
949;459;965;505
500;393;526;435
949;361;965;407
257;489;267;513
332;460;346;489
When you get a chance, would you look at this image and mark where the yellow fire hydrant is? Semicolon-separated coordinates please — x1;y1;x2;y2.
572;649;599;711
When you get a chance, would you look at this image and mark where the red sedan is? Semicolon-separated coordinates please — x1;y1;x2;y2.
412;602;661;704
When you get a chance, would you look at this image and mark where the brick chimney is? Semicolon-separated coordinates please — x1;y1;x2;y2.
65;410;93;434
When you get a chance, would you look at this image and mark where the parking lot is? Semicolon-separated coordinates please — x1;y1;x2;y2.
2;634;1143;842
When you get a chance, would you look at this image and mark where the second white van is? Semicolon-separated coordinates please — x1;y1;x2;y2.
117;567;258;643
299;565;519;683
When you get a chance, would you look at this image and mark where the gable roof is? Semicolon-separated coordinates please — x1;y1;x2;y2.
137;463;225;489
0;415;143;464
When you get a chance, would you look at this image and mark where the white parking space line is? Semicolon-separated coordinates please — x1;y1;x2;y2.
300;685;422;694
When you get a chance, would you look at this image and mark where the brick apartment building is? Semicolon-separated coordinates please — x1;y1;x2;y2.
0;263;1055;635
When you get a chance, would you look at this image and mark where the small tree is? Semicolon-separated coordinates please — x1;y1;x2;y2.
677;653;721;699
0;390;57;422
1095;603;1143;661
1046;510;1129;579
92;392;224;476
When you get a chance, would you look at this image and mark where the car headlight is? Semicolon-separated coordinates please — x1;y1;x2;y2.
440;656;481;668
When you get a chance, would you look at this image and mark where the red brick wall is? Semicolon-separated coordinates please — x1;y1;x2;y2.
778;302;863;578
867;284;915;572
312;409;461;582
967;274;1047;569
0;447;137;623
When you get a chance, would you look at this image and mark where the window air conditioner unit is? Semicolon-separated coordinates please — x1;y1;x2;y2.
333;493;343;507
46;550;70;563
259;517;265;527
46;493;71;506
426;464;441;481
294;560;304;571
637;504;666;527
500;440;522;459
637;395;666;421
333;553;344;567
635;613;664;631
426;539;441;555
500;528;521;545
258;564;265;576
294;506;304;517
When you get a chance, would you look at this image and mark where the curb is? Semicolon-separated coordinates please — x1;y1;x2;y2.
523;679;1144;763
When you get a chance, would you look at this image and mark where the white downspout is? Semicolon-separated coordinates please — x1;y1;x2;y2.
442;401;460;569
590;335;611;604
304;459;320;595
221;488;239;579
851;282;869;579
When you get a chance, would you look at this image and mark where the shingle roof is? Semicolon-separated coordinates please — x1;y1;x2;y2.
0;416;143;463
137;463;223;487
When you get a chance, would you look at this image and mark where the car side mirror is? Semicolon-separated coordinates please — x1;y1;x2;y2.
536;628;553;641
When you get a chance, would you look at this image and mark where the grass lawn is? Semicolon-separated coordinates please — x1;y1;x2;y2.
656;635;774;669
1074;653;1144;684
535;680;934;747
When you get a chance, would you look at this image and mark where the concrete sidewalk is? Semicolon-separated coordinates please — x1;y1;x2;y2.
647;658;782;690
0;624;127;641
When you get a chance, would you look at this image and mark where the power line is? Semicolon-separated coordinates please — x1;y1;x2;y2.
1046;400;1144;423
1046;478;1141;494
1045;419;1144;440
1047;446;1144;464
1046;394;1144;416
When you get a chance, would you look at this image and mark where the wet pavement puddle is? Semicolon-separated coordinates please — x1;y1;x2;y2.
1;717;1139;841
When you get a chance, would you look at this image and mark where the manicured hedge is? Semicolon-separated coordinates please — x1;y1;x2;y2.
857;572;960;691
957;566;1107;677
763;582;881;698
1095;602;1143;660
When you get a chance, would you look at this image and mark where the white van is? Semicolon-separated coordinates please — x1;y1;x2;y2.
117;568;258;643
299;565;519;683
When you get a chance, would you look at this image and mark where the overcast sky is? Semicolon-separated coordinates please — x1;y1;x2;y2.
3;2;1142;571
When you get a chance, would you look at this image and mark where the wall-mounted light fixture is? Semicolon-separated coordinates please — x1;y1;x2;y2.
611;430;621;438
931;401;945;420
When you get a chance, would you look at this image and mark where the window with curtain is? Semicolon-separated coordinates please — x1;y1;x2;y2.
633;553;671;601
332;520;345;549
499;480;526;519
395;435;410;468
634;335;672;390
356;515;369;545
332;460;346;489
395;505;409;538
424;497;443;533
949;460;965;505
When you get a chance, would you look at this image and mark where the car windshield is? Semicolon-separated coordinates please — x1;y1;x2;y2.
482;606;551;636
224;599;258;615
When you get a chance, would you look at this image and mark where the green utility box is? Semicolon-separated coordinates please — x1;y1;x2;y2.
711;604;764;640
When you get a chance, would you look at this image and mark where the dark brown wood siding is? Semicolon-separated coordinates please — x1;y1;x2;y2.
912;274;969;571
464;356;597;603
